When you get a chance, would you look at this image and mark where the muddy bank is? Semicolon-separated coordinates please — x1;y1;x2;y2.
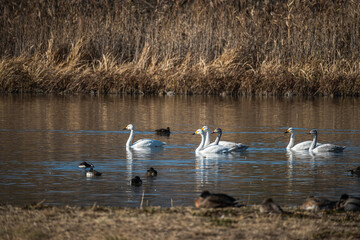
1;204;360;240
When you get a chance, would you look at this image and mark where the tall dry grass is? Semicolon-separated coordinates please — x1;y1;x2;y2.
1;0;360;95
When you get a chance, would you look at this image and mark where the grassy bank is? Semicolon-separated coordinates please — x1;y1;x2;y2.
1;204;360;240
1;1;360;95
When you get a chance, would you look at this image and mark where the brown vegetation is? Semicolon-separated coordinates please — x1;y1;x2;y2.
1;204;360;240
1;0;360;95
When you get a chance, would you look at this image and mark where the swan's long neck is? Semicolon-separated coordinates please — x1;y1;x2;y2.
126;129;134;149
204;131;211;146
309;133;317;151
214;132;222;145
287;132;295;150
196;132;205;152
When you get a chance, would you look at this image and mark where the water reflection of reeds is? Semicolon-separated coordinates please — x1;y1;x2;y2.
1;95;360;206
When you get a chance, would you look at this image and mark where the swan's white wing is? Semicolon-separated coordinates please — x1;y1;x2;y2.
200;144;230;154
132;139;165;149
210;141;248;152
219;141;248;152
312;144;345;153
291;141;322;151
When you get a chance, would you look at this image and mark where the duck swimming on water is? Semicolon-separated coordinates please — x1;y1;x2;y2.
78;161;93;169
146;167;158;177
155;127;170;136
86;167;102;177
131;176;143;187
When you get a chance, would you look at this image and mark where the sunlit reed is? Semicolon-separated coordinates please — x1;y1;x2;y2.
1;1;360;95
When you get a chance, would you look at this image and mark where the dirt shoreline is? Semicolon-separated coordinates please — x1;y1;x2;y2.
1;204;359;240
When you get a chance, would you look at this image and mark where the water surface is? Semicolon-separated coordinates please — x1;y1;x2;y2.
1;95;360;207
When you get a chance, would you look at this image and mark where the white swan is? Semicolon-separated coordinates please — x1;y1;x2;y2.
202;126;248;152
284;127;321;151
308;129;345;153
193;129;235;154
212;128;249;152
123;124;165;150
202;126;212;146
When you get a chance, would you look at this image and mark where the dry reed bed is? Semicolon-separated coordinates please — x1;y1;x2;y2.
1;1;360;95
1;204;360;240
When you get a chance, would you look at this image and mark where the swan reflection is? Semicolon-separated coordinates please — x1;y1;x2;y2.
195;155;219;191
128;147;164;159
126;150;133;182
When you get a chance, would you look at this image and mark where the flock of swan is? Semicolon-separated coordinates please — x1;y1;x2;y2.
78;124;356;211
123;124;346;154
285;127;345;153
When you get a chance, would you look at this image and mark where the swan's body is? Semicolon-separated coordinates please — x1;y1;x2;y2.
284;127;321;151
124;124;165;150
202;126;248;152
193;129;235;154
308;129;345;153
211;128;248;152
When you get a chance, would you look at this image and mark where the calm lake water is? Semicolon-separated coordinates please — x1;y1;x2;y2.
1;94;360;208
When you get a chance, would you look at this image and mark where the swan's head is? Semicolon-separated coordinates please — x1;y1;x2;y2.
308;129;317;135
212;128;222;134
124;124;134;131
284;127;294;134
193;129;204;136
201;126;211;133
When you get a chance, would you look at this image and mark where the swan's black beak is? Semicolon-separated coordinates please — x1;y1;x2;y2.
123;128;127;130
192;132;196;135
284;131;288;134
